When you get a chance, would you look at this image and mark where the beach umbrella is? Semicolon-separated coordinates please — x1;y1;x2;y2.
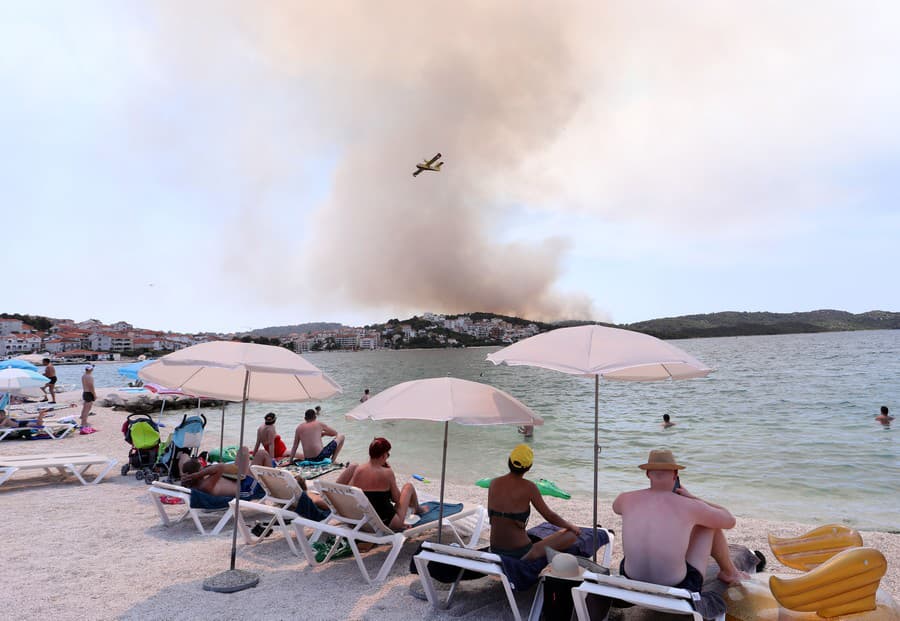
0;367;50;394
486;325;712;559
344;377;543;543
0;359;40;371
139;341;342;592
117;359;154;381
13;353;45;365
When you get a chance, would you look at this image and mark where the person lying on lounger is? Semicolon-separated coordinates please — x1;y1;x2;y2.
487;444;581;560
179;446;269;500
0;410;47;428
336;436;426;530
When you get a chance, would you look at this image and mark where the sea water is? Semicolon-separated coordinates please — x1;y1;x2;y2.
62;330;900;531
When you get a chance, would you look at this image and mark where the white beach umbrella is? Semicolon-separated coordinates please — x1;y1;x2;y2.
0;367;49;394
345;377;543;542
486;325;712;558
139;341;342;592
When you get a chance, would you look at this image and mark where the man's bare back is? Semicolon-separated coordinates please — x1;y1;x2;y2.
288;408;344;463
613;449;743;587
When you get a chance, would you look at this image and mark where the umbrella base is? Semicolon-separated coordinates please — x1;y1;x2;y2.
202;569;259;593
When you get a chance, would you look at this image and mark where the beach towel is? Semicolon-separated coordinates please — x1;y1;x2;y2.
412;501;464;525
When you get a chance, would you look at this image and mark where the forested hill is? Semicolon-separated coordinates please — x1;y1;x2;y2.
623;310;900;339
247;322;343;337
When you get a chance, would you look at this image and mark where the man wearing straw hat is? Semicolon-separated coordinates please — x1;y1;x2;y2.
612;449;747;591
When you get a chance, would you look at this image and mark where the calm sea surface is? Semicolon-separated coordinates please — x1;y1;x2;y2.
62;330;899;531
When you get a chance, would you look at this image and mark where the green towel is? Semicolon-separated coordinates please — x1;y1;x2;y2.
311;536;353;563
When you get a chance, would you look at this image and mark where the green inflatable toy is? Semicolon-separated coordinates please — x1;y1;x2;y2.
475;477;571;500
208;445;238;463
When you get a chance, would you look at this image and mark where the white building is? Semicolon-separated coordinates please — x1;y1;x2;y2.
0;318;23;336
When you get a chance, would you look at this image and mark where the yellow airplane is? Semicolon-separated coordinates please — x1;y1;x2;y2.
413;153;443;177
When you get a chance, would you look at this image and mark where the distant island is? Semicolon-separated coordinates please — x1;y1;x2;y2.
2;309;897;359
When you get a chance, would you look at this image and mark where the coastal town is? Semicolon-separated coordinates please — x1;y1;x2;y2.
0;312;545;360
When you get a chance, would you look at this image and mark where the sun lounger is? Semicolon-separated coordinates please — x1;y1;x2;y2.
413;528;614;621
231;465;331;555
147;481;233;536
291;480;486;584
571;571;725;621
0;452;117;487
0;419;75;442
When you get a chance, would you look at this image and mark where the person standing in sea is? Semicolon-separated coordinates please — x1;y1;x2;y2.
360;388;370;403
875;406;893;426
80;364;97;434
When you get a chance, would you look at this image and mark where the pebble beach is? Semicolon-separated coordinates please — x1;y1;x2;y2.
2;389;898;620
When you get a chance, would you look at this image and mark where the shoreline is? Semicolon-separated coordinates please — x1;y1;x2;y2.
2;395;897;620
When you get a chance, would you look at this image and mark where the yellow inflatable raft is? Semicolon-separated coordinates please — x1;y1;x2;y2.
768;524;864;572
725;573;900;621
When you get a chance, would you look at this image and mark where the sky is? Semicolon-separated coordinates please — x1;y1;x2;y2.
2;2;899;334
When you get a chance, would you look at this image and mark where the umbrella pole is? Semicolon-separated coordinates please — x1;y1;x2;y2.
219;403;226;462
592;374;599;562
436;421;448;544
229;370;250;571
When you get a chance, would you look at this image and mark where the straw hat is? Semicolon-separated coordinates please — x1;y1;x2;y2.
540;553;585;581
639;449;685;471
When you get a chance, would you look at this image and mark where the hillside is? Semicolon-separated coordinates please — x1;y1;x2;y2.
247;322;343;337
624;310;900;339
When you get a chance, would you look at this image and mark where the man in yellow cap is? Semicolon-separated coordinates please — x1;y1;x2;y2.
612;449;747;591
487;444;581;560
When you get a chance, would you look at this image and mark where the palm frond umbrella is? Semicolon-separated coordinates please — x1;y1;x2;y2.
344;377;543;542
486;325;712;559
140;341;341;592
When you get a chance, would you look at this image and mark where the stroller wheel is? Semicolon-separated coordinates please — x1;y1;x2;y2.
135;469;145;481
145;472;158;484
120;464;130;476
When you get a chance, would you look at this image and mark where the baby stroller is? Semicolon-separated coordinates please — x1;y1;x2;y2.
121;413;162;483
155;413;207;482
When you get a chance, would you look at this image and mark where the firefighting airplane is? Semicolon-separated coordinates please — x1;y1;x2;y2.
412;153;443;177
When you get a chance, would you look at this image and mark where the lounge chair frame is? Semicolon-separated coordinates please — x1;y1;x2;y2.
0;452;116;487
292;481;486;584
147;481;233;536
414;528;614;621
571;571;725;621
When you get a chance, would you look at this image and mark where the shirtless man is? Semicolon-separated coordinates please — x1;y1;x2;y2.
287;408;344;463
612;449;747;591
336;437;425;530
875;406;894;426
662;414;676;429
41;358;57;403
180;446;269;499
254;412;287;460
80;364;97;434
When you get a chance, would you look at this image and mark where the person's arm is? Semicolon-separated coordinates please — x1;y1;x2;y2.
611;491;628;515
675;486;736;529
320;423;338;438
288;427;302;463
530;482;580;535
253;430;262;454
388;469;402;504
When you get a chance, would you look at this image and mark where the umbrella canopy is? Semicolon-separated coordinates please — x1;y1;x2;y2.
486;324;711;380
137;341;341;590
0;359;39;371
486;325;712;559
118;359;154;381
139;341;341;402
0;368;50;394
345;377;543;541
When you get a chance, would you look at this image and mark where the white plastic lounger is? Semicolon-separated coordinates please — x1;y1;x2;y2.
571;571;725;621
414;529;615;621
147;481;233;536
232;465;329;555
292;481;486;584
0;452;117;487
0;420;76;442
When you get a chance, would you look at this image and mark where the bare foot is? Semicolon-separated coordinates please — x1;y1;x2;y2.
717;569;751;584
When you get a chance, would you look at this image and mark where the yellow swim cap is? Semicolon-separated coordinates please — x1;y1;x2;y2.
509;444;534;469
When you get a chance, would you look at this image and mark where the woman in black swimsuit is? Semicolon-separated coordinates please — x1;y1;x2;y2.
488;444;581;560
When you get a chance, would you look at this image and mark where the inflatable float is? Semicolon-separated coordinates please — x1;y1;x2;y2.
726;524;898;621
475;477;571;499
